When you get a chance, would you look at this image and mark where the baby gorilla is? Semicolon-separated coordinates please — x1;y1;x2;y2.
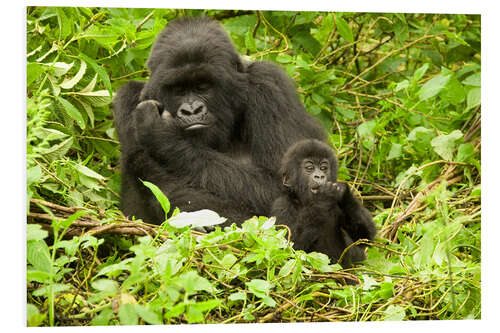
271;139;376;268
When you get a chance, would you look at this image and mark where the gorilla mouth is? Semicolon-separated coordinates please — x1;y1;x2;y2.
311;185;320;194
184;122;213;131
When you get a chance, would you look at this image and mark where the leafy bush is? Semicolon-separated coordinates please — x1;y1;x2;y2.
27;8;480;325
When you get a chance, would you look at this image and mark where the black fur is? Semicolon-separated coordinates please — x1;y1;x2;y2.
271;139;377;267
112;17;325;224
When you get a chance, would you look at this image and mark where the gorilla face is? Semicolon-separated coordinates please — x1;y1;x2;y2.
281;139;339;201
134;17;249;151
302;158;330;194
160;73;216;132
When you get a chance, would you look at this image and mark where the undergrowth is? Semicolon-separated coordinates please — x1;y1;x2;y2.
26;8;481;325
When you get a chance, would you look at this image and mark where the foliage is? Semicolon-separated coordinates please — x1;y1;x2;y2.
26;7;481;325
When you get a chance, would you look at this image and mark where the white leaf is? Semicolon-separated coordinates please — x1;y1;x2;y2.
168;210;226;228
60;61;87;89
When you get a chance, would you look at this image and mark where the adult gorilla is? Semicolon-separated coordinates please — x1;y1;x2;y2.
113;16;325;224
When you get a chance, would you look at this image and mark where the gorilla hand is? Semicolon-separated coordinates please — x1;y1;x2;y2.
318;181;347;202
134;100;176;143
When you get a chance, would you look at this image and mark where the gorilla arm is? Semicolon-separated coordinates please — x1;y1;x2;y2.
336;185;377;244
113;82;280;218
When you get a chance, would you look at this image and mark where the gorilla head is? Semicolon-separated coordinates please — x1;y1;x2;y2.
280;139;339;202
140;17;248;150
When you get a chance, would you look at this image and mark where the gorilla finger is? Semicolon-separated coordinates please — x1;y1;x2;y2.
137;99;164;114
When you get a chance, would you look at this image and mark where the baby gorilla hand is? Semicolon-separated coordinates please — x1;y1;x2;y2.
318;181;347;202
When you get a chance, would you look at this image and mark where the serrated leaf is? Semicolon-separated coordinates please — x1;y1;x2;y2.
60;61;87;89
56;96;85;129
80;73;98;93
79;53;113;98
73;90;111;107
33;284;71;297
74;164;105;180
49;62;74;77
42;137;73;161
336;14;354;43
27;224;48;241
76;98;94;127
27;240;52;273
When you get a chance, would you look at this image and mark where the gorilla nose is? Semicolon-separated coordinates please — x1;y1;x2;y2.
177;101;207;117
313;174;326;183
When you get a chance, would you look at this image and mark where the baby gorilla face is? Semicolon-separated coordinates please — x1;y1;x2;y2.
302;158;330;194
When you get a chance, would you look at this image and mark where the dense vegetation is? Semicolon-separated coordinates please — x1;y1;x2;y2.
26;8;481;326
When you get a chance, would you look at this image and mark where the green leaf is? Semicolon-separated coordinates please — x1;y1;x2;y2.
33;283;71;297
244;31;257;52
27;63;48;87
456;143;475;163
56;8;71;39
418;73;452;101
60;61;87;89
73;90;111;107
186;306;204;323
412;63;429;84
471;185;481;197
56;96;85;129
134;305;162;325
91;279;119;295
276;54;293;63
336;14;354;43
27;240;52;273
27;304;46;327
387;143;403;160
27;224;48;241
43;137;73;161
378;282;395;299
141;180;170;218
91;307;113;326
278;259;295;278
466;87;481;110
462;72;481;87
228;291;247;301
178;271;214;295
441;76;466;105
119;304;138;326
74;164;105;180
384;305;406;321
246;279;273;298
431;130;463;161
79;53;113;98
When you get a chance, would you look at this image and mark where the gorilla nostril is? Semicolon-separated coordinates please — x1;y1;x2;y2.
193;105;205;115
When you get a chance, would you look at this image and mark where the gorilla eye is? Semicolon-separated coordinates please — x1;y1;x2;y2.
195;82;210;92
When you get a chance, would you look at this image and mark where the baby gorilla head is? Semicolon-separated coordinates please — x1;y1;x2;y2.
280;139;342;202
